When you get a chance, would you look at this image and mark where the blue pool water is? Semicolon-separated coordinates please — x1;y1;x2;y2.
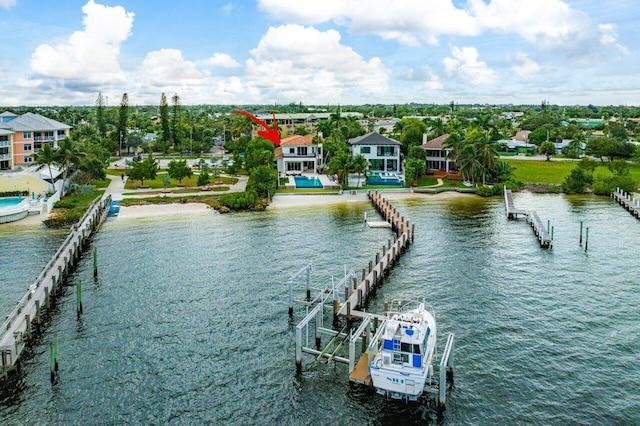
294;175;323;188
0;196;23;208
367;172;403;186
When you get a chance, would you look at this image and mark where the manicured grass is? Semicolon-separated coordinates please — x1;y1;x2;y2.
417;177;438;186
505;159;640;185
44;190;104;228
124;173;237;190
91;178;111;188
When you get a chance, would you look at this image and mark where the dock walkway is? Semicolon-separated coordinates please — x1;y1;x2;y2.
0;195;111;378
527;210;553;248
611;188;640;218
504;187;527;219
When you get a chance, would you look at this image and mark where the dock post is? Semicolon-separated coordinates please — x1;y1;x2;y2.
76;280;83;317
44;286;50;309
551;226;554;240
288;280;293;317
383;302;388;314
54;334;58;372
368;260;373;274
35;300;41;324
295;326;302;374
25;314;31;340
585;227;589;251
49;342;55;383
411;224;415;243
438;365;447;410
93;248;98;278
579;221;583;245
306;265;311;300
333;300;339;327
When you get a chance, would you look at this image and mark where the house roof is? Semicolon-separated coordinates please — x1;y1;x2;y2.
274;146;283;159
514;130;531;142
280;134;314;146
0;111;17;118
0;129;14;136
421;133;450;150
0;112;71;132
348;132;401;146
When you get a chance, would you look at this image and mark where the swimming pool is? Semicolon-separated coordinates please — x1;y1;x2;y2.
294;176;323;189
367;172;404;186
0;197;24;208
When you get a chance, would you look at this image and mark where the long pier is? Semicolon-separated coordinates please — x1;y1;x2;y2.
504;187;527;219
611;188;640;218
0;195;111;379
503;187;552;249
288;191;455;408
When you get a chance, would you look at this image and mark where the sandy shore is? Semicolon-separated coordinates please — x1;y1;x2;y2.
3;191;475;226
116;203;212;219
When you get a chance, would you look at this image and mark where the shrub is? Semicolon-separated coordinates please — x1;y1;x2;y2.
476;184;504;197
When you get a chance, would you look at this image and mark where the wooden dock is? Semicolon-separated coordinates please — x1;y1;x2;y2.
337;191;413;321
611;188;640;218
0;195;111;379
504;187;527;219
527;210;552;248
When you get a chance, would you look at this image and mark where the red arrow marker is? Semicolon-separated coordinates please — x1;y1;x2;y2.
232;110;281;145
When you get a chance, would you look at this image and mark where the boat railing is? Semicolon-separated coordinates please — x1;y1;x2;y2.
367;317;388;367
386;299;435;319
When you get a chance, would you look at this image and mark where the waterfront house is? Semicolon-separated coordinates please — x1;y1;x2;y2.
0;129;14;171
348;132;401;172
275;134;323;175
420;133;456;172
0;112;71;167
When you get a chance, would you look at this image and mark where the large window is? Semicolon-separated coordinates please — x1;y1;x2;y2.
377;146;396;156
23;144;32;151
360;146;371;154
23;132;32;139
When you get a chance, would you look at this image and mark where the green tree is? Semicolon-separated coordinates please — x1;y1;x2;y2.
117;93;129;154
247;165;277;198
404;157;426;186
351;154;369;188
157;93;171;154
244;138;275;172
328;150;353;187
32;143;58;193
167;159;192;183
128;154;158;185
293;125;308;135
56;138;85;197
562;158;596;194
538;141;556;161
528;127;549;146
96;92;106;137
197;169;210;187
171;93;182;153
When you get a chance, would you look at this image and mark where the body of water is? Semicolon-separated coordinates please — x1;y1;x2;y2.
0;193;638;425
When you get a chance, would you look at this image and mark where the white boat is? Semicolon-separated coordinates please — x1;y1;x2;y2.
369;300;437;401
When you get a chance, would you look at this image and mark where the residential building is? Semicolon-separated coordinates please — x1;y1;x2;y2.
0;112;71;167
275;134;323;175
348;132;401;172
254;112;364;138
420;133;455;172
0;111;17;123
0;129;13;170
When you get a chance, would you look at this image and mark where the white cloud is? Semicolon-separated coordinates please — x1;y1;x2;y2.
29;0;133;84
0;0;16;9
405;66;443;90
599;23;629;55
205;53;241;68
511;52;541;78
245;24;390;103
443;46;496;85
258;0;478;46
139;49;211;88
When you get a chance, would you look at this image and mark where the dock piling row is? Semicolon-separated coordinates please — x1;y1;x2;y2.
0;195;111;380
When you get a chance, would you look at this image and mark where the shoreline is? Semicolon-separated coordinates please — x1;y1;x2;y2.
2;191;478;225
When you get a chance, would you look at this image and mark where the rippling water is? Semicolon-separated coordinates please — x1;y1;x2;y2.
1;193;639;425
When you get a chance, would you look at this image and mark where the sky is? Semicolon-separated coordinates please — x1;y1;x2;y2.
0;0;638;107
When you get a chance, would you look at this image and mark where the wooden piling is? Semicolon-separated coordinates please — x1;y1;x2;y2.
93;248;98;278
76;280;83;317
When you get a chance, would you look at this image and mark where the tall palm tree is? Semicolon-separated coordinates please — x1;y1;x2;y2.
351;154;369;188
443;132;465;166
457;144;483;183
57;138;85;197
33;143;58;194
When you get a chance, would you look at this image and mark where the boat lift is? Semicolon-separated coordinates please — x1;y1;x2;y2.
289;265;456;408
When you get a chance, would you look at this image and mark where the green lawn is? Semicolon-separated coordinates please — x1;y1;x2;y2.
124;173;237;189
506;159;640;185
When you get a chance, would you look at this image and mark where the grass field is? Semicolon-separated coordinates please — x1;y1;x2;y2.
505;159;640;185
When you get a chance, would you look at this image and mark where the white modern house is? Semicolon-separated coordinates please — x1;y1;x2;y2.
348;132;401;172
275;134;323;175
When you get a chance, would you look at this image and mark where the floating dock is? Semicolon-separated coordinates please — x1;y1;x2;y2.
288;191;455;409
0;195;111;379
611;188;640;218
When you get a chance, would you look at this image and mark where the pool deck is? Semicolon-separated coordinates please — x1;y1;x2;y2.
284;173;341;190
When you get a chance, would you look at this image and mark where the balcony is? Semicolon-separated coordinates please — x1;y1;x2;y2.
0;154;11;161
0;140;10;148
34;136;55;142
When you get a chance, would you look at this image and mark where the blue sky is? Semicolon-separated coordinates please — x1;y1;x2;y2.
1;0;638;106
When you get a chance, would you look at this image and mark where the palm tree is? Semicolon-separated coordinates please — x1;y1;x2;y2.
33;143;58;194
351;154;369;188
443;132;465;166
457;144;483;183
56;138;85;197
